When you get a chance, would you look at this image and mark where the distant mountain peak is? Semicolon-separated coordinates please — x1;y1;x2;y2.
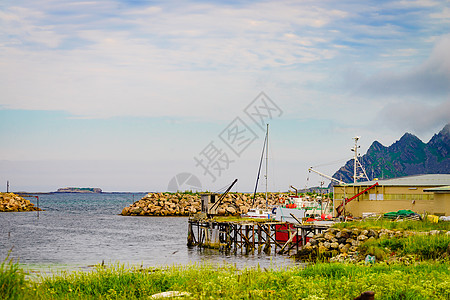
370;140;384;148
331;123;450;184
367;140;385;155
435;123;450;141
400;132;419;139
397;132;423;144
442;123;450;134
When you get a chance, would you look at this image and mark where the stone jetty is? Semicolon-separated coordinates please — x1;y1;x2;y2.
121;192;289;216
0;193;42;212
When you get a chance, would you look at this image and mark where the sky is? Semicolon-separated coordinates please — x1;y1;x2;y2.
0;0;449;192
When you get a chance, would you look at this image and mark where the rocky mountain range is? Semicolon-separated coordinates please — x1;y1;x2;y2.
331;123;450;183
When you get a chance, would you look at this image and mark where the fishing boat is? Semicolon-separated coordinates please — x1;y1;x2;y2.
242;207;274;219
272;195;334;223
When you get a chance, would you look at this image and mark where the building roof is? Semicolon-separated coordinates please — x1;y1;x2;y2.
337;174;450;187
423;185;450;193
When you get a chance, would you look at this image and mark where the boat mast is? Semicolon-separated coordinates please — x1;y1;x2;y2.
352;137;359;183
252;130;267;207
265;123;269;208
351;136;369;183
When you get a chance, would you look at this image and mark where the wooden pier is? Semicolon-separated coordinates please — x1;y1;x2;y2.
187;218;331;256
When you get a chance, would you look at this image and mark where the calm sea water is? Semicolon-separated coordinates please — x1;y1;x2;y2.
0;193;298;271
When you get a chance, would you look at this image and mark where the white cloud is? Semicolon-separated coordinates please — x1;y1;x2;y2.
0;0;352;119
380;48;419;57
0;6;63;48
0;0;448;124
430;6;450;21
376;99;450;136
355;34;450;99
389;0;441;9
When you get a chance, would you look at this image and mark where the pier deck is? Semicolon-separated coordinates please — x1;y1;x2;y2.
187;218;331;256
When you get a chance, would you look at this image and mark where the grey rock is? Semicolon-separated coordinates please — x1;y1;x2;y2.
357;235;368;241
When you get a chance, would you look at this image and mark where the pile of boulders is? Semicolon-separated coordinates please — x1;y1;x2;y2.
0;193;41;212
120;192;287;216
296;227;407;261
297;227;378;259
296;227;450;262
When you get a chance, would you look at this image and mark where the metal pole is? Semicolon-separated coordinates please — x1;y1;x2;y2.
265;123;268;208
332;186;335;218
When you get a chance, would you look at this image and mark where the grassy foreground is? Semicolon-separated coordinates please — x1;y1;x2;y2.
2;257;450;299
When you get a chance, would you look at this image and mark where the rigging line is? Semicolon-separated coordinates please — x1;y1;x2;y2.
213;184;230;194
252;129;267;207
356;158;369;181
311;157;349;168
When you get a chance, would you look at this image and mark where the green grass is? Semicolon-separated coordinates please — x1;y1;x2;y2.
0;255;26;300
334;220;450;262
2;258;450;299
361;234;450;261
333;219;450;232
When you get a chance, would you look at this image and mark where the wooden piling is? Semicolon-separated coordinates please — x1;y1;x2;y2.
187;218;331;257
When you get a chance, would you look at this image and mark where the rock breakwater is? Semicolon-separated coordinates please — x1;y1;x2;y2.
0;193;42;212
121;192;287;216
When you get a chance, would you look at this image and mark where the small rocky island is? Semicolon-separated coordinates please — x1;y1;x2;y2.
0;193;42;212
56;187;102;193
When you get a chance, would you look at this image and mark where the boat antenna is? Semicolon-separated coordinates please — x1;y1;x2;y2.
252;126;267;207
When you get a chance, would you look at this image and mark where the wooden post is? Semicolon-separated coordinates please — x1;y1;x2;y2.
265;224;271;254
187;222;193;246
301;227;306;247
257;224;262;254
252;225;255;254
197;221;200;246
235;224;239;253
